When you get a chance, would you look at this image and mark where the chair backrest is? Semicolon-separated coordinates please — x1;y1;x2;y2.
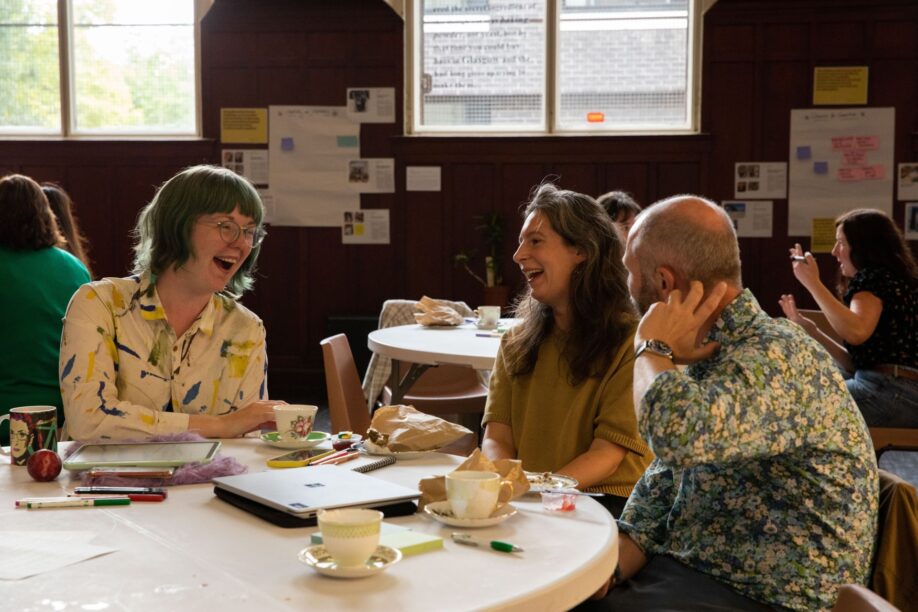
394;360;486;396
797;308;844;344
320;334;371;435
832;584;899;612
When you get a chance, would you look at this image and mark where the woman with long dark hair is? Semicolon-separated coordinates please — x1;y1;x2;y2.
780;208;918;426
42;183;93;277
481;183;652;516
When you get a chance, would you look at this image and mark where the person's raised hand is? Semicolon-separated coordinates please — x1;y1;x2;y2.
223;399;283;438
789;243;821;291
778;294;817;335
635;280;727;365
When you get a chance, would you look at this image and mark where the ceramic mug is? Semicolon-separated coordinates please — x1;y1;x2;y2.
273;404;318;440
317;508;383;567
475;306;501;330
0;406;58;466
445;470;514;519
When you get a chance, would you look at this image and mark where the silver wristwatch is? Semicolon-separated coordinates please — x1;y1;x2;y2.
635;339;674;361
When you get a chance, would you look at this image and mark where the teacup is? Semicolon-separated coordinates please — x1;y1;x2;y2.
445;470;514;519
475;306;501;330
0;406;58;466
274;404;318;440
317;508;383;567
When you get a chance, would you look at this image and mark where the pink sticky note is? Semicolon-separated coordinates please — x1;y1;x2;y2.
838;167;864;182
863;165;885;180
842;150;867;165
855;136;879;150
832;136;855;150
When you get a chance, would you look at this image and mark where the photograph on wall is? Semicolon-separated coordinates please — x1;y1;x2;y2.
346;87;396;123
722;200;773;238
898;163;918;200
734;162;787;199
788;107;895;236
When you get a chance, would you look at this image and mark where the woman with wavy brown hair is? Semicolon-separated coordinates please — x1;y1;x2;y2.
0;174;90;445
481;183;652;516
42;183;93;277
780;208;918;426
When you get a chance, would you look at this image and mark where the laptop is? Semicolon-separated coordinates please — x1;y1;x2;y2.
212;465;420;518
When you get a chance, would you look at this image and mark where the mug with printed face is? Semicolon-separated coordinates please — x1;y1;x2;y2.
1;406;58;466
273;404;318;440
475;306;501;330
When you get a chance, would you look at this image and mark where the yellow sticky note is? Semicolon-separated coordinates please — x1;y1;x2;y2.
811;218;836;253
221;108;268;144
813;67;868;105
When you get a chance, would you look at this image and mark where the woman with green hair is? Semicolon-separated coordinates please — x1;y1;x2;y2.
60;165;280;441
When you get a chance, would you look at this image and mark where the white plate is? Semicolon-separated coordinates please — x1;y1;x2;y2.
260;431;330;450
524;471;579;493
356;440;437;459
298;544;402;579
423;500;517;528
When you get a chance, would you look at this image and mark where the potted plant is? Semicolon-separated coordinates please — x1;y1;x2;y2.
453;212;511;308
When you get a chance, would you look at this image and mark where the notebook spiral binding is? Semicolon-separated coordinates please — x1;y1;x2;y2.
352;455;396;473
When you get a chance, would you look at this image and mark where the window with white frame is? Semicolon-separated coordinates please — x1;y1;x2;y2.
0;0;200;137
410;0;699;134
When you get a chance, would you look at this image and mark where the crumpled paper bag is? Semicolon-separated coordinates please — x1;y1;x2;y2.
417;448;530;511
413;295;464;326
364;405;472;453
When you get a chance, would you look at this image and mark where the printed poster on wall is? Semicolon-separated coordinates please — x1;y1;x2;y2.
788;107;894;236
268;106;360;227
722;201;773;238
346;158;395;193
898;163;918;201
221;149;269;186
906;203;918;240
734;162;787;199
346;87;396;123
342;209;390;244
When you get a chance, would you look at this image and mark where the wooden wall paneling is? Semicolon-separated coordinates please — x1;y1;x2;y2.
811;21;867;61
549;164;599;196
497;162;548;300
403;188;447;300
601;163;651;208
763;23;809;61
871;20;918;59
702;60;756;199
62;166;116;278
706;24;757;62
258;67;308;104
447;164;496;305
203;67;260;139
655;162;702;197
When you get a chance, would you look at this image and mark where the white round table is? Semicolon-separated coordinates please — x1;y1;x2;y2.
2;438;618;611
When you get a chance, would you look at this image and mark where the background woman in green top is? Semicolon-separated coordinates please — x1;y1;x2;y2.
481;183;652;516
0;174;91;444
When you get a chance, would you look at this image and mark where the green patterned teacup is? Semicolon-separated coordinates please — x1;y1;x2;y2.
317;508;383;567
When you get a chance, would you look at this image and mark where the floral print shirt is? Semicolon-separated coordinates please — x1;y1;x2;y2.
60;274;267;441
618;290;878;611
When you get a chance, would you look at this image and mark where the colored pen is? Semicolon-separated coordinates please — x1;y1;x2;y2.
451;533;524;553
71;494;165;503
320;452;360;466
791;255;807;262
16;497;131;509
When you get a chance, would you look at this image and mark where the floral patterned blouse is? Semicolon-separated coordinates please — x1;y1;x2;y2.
59;274;267;441
844;266;918;370
618;290;878;611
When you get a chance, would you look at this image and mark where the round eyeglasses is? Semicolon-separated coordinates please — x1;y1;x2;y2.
201;219;266;247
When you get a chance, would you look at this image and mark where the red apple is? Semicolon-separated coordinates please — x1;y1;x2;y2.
27;449;62;482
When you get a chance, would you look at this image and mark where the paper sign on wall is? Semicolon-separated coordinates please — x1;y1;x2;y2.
346;88;396;123
734;163;787;199
723;201;773;238
342;209;390;244
906;203;918;240
813;67;868;106
220;108;268;144
406;166;441;192
346;158;395;193
221;149;269;186
811;218;836;253
898;163;918;201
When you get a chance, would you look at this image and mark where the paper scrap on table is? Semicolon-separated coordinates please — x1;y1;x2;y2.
0;531;117;580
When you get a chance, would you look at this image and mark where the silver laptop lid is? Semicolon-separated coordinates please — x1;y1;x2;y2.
213;465;420;517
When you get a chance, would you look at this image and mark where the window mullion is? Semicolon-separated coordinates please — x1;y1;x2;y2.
546;0;557;134
57;0;72;136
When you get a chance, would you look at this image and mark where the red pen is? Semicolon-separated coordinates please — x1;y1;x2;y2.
70;494;165;503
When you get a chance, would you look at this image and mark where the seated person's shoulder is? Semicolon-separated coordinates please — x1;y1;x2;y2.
215;293;264;327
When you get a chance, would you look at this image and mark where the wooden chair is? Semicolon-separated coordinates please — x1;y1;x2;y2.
832;585;900;612
797;308;844;344
870;428;918;455
321;334;477;456
320;334;371;436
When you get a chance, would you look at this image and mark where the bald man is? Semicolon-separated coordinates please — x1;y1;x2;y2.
582;196;878;611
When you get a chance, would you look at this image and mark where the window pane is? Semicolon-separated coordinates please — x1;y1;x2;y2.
417;0;546;131
557;0;692;131
0;0;60;133
71;0;195;134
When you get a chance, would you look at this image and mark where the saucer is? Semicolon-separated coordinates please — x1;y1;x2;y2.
260;431;330;450
524;471;579;494
423;500;517;528
298;544;402;579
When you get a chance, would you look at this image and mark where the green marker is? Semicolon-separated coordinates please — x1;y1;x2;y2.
451;532;524;553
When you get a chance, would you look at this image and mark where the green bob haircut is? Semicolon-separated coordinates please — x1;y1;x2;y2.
132;165;265;297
